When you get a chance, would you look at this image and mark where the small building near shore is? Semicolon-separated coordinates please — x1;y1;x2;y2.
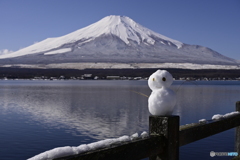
106;76;120;80
82;74;94;79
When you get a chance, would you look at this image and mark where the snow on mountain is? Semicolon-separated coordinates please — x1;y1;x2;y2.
0;15;183;59
0;49;13;55
0;15;238;67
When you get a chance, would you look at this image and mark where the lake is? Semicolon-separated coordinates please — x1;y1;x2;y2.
0;80;239;160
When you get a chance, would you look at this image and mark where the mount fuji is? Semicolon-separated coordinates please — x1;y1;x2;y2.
0;15;238;69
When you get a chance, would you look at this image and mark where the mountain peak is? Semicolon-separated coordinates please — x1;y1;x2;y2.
0;15;235;66
101;15;137;27
0;15;183;59
82;15;183;47
90;15;155;45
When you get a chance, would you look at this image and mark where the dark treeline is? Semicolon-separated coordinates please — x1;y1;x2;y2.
0;67;239;79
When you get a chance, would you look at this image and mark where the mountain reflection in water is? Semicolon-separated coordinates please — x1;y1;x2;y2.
0;80;240;160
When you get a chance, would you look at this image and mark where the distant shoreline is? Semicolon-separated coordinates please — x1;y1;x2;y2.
0;67;239;80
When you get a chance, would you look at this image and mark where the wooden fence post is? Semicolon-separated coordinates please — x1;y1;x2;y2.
149;115;179;160
236;101;240;155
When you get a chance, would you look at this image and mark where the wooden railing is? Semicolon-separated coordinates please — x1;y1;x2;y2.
55;101;240;160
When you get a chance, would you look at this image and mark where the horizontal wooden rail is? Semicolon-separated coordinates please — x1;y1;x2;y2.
179;103;240;146
55;136;165;160
179;113;240;146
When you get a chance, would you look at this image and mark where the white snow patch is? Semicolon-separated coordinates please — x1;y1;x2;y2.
212;114;224;120
87;139;116;150
140;131;148;138
28;132;148;160
199;119;207;123
160;41;165;45
28;146;76;160
0;49;13;55
223;111;240;118
212;111;239;120
1;62;240;70
130;133;139;140
44;48;71;55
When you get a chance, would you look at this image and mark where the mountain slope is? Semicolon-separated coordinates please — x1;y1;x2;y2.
0;15;237;66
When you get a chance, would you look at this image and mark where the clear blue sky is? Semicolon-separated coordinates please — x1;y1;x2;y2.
0;0;239;59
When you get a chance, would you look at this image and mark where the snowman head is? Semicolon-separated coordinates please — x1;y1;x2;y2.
148;70;173;91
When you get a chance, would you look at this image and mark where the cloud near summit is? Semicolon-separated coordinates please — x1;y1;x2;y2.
0;49;13;55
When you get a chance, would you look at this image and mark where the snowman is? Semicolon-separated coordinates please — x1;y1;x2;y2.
148;70;176;116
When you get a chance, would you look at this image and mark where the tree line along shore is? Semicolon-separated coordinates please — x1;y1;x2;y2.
0;67;239;80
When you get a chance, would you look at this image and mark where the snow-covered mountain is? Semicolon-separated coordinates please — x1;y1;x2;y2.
0;15;238;66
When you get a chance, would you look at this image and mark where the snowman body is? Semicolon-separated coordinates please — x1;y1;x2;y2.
148;70;176;116
148;87;176;115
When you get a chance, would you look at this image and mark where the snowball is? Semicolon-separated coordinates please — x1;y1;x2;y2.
148;88;176;115
199;119;207;123
141;131;148;138
148;70;173;91
212;114;224;120
130;133;139;140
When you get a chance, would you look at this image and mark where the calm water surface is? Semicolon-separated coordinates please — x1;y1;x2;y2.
0;80;239;160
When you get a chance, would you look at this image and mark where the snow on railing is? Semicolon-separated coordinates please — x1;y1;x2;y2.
183;111;240;126
197;111;240;123
212;111;240;120
180;111;240;130
28;109;240;160
28;131;148;160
